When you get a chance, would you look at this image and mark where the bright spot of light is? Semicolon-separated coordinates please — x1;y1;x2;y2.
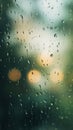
27;69;41;84
37;52;54;67
8;68;21;82
50;68;64;84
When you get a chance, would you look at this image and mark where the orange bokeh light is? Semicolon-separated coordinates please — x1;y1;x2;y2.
27;69;41;84
8;68;21;82
50;68;64;84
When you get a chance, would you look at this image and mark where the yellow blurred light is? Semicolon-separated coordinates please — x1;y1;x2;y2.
8;68;21;82
37;53;53;67
50;68;64;84
27;69;41;84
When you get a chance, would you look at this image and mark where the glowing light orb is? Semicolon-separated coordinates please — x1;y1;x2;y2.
27;69;41;84
37;53;53;67
8;68;21;82
50;68;64;83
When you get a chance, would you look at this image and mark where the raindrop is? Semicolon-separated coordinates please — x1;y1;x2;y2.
18;94;21;98
28;96;30;100
50;103;53;106
7;52;9;56
10;103;13;107
50;53;53;57
20;103;22;107
49;107;51;110
56;107;59;110
43;100;47;104
6;42;10;46
39;84;41;89
25;111;28;115
19;98;22;102
20;15;23;22
7;35;10;39
42;27;45;31
9;94;12;98
0;59;2;62
27;60;30;64
41;110;43;114
54;33;57;37
61;20;65;23
60;116;64;120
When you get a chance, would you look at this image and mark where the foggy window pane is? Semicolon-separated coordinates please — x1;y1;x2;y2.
0;0;73;130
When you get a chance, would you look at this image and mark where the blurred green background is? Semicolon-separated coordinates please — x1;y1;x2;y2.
0;0;73;130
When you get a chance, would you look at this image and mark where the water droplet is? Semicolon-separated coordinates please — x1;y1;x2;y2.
43;100;47;104
41;110;43;114
50;103;53;106
10;103;13;106
7;52;9;56
50;54;53;57
27;60;30;64
18;94;21;98
25;111;28;115
0;59;2;62
20;103;22;107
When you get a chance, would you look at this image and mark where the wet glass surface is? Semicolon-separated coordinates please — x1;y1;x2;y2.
0;0;73;130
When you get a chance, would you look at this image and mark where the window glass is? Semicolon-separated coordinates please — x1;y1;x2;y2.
0;0;73;130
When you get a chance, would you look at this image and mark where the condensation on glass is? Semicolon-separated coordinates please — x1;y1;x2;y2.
0;0;73;130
